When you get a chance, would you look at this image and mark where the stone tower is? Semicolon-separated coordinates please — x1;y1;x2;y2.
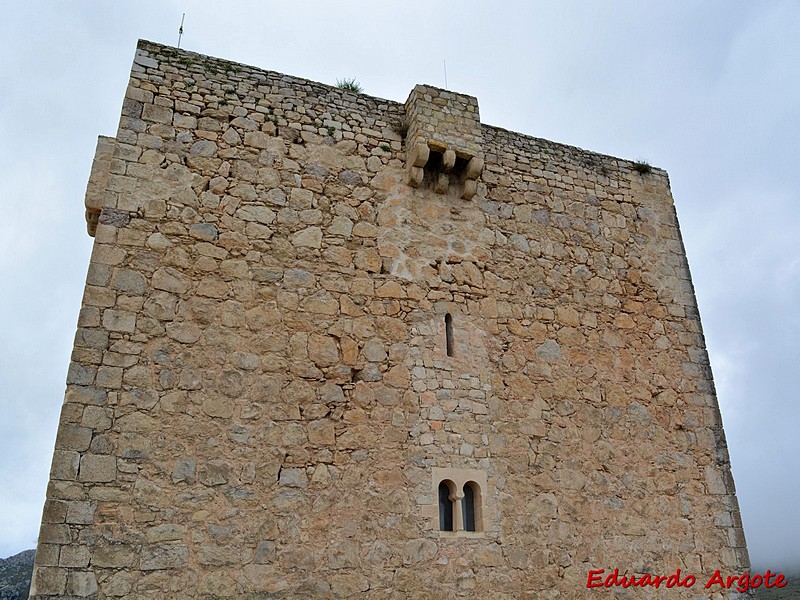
30;40;749;598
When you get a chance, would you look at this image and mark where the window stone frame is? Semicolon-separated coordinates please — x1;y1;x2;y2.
432;467;489;537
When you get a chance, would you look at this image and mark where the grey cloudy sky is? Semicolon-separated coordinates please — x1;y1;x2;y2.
1;0;797;571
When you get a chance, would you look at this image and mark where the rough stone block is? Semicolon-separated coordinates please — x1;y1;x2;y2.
65;500;97;525
101;309;136;333
78;455;116;482
140;544;189;570
32;566;67;596
55;424;93;452
50;450;80;481
59;545;91;568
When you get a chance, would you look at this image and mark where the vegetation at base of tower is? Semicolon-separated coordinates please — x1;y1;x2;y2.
633;160;652;174
327;126;336;137
380;144;391;152
335;78;363;93
0;549;35;600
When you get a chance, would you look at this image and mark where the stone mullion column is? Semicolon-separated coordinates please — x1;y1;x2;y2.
451;490;465;533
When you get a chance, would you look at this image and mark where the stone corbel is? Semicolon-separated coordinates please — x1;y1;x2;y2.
405;138;484;200
406;142;429;188
460;155;484;200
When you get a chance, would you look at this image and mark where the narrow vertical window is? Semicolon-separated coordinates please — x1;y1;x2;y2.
445;313;454;357
462;483;475;531
438;481;454;531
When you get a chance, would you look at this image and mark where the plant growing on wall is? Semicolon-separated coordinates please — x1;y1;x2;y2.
336;78;363;93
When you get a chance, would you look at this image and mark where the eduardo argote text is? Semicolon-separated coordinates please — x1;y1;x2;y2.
587;568;786;593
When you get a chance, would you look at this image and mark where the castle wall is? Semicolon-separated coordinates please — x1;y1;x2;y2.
30;40;748;599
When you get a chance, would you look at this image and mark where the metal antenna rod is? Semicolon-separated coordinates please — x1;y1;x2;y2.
443;60;448;89
178;13;185;48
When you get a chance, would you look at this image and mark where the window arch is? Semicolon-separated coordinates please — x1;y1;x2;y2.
438;480;456;531
462;481;482;532
432;469;487;535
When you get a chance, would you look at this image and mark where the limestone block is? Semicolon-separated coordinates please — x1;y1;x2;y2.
362;339;387;362
402;539;438;565
291;226;322;248
33;544;60;567
111;269;148;295
231;116;259;131
197;545;240;566
201;395;234;419
302;290;338;314
198;460;231;486
330;573;369;596
133;51;158;69
705;465;728;495
143;292;177;321
39;524;70;545
308;334;339;367
278;468;308;488
101;309;136;333
50;450;80;481
190;140;217;156
477;543;505;567
462;179;477;200
65;501;96;525
119;388;158;410
166;322;202;344
55;425;92;452
244;131;272;148
65;571;98;597
434;172;449;194
308;420;335;445
140;544;189;570
442;149;456;172
464;155;484;180
41;500;67;524
78;455;116;482
171;459;196;483
408;142;430;168
59;545;91;568
328;540;359;569
189;222;219;241
238;205;277;225
32;567;67;596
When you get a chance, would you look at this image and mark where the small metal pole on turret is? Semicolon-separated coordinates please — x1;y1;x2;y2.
178;13;185;48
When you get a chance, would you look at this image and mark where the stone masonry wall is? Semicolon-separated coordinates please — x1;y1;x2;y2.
31;40;748;599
